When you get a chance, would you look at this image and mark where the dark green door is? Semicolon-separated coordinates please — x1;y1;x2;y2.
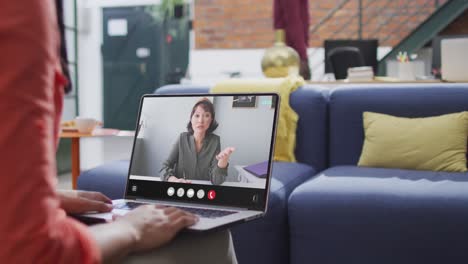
102;6;190;130
102;6;162;130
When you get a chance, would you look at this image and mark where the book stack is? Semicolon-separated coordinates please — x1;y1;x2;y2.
243;161;268;178
347;66;374;81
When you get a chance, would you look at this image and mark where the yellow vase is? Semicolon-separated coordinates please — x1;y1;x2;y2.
261;29;300;78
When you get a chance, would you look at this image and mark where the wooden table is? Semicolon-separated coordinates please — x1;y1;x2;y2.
60;128;134;189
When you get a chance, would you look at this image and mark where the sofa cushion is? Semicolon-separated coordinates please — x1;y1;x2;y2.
290;86;328;171
329;84;468;166
232;161;315;264
289;165;468;264
358;111;468;172
156;84;210;94
77;160;129;199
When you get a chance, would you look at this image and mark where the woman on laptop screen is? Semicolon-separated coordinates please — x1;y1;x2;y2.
161;98;235;185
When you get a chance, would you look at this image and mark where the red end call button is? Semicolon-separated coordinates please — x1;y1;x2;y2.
207;190;216;200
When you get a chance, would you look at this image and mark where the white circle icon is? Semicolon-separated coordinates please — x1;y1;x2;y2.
197;189;205;199
187;189;195;198
167;187;175;197
177;188;185;197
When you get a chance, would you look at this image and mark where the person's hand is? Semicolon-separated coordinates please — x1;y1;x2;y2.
58;190;113;214
216;147;235;168
114;205;198;252
167;176;191;183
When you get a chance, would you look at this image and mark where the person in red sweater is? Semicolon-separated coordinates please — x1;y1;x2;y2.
0;1;236;263
274;0;311;80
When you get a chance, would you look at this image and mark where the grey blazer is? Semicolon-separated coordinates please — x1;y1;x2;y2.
161;132;228;185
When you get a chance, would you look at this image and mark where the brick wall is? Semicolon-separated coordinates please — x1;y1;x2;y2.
194;0;451;49
194;0;273;49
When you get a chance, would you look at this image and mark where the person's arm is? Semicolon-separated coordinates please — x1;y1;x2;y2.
210;137;229;185
58;190;113;214
89;205;197;263
0;1;101;262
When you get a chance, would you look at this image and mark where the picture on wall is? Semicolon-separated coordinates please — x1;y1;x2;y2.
232;96;257;108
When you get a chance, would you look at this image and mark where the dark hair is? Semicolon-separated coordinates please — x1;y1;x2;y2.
186;98;218;135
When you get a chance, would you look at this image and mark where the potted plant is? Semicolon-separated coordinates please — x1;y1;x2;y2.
160;0;186;19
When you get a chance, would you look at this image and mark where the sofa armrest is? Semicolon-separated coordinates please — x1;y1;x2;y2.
77;160;129;199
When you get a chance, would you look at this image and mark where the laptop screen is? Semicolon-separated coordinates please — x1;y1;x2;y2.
125;93;279;210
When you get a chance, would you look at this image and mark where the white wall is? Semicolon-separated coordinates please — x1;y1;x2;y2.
62;0;77;122
213;96;274;179
131;96;200;176
187;47;392;85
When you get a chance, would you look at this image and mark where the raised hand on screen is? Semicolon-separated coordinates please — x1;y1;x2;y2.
216;147;235;168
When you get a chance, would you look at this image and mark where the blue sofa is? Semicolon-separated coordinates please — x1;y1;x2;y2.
289;84;468;264
78;83;468;264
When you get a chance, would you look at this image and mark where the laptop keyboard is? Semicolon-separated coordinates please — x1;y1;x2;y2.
113;201;236;219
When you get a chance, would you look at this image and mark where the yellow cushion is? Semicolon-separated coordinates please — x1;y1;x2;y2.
211;76;304;162
358;111;468;172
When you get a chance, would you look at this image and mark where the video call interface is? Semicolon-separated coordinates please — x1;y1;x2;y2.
126;94;277;209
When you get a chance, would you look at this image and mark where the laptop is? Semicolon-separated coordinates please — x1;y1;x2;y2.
82;93;280;231
441;38;468;82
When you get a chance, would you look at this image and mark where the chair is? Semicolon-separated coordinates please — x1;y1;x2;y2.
326;46;365;80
